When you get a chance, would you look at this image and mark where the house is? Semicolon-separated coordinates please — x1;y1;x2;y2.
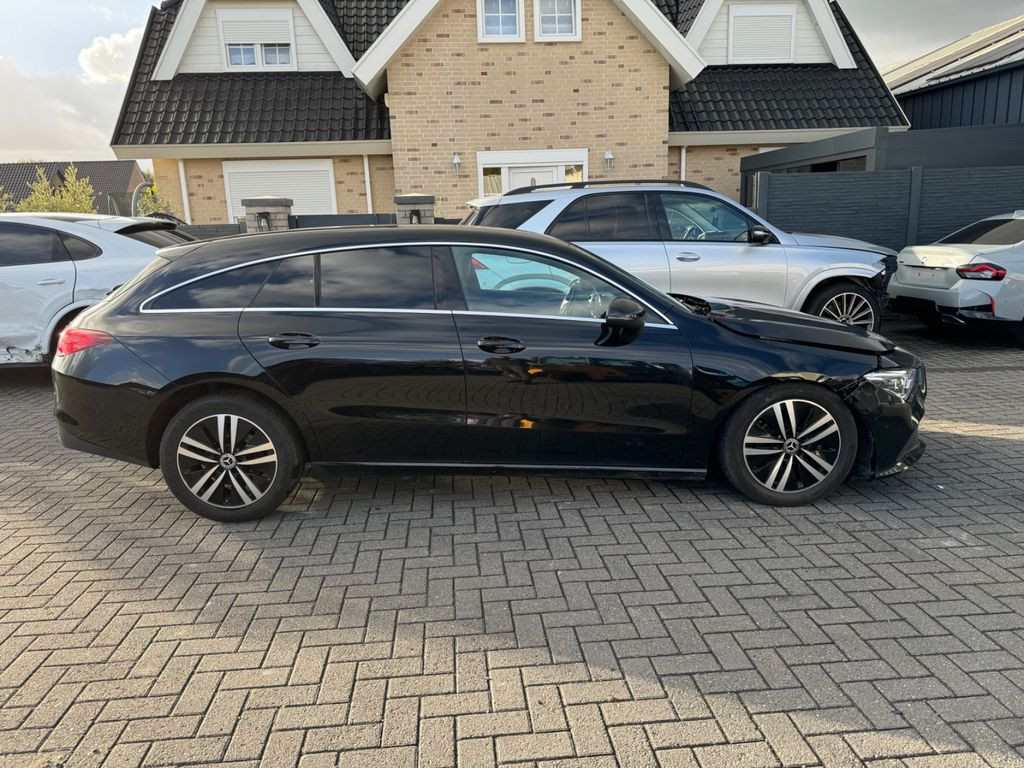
0;160;147;215
112;0;906;223
885;14;1024;131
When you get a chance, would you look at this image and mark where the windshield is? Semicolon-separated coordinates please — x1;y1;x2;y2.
939;218;1024;246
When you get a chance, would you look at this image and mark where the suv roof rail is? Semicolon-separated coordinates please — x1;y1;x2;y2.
504;179;713;196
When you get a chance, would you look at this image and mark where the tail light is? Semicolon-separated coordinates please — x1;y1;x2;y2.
56;328;114;357
471;257;488;270
956;263;1006;281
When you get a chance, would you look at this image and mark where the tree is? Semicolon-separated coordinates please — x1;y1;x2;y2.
135;184;176;217
16;164;97;214
0;185;11;213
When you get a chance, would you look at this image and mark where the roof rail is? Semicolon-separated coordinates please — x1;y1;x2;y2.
504;179;713;196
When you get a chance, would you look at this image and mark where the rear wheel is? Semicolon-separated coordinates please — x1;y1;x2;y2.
158;394;303;522
805;282;881;332
718;384;858;507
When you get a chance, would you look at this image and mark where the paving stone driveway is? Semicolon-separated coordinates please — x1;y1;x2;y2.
1;323;1023;768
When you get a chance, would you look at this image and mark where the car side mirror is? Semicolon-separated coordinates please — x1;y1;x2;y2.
605;298;647;330
749;226;773;245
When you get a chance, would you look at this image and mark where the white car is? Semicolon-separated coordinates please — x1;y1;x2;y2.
464;181;897;332
888;212;1024;344
0;213;195;364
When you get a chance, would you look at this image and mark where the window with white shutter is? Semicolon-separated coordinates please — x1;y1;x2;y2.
223;160;337;222
217;8;297;70
728;5;796;64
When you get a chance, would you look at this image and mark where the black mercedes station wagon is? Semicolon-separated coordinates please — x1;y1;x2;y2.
53;226;926;522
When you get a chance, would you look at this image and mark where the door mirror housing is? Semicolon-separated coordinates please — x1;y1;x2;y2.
605;298;647;330
749;226;773;245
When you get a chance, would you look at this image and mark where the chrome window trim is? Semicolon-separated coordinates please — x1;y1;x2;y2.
139;240;676;326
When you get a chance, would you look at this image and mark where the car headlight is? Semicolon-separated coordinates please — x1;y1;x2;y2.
864;369;917;401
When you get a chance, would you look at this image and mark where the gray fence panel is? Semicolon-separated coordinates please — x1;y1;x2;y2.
756;165;1024;251
180;223;245;240
917;166;1024;244
762;170;912;251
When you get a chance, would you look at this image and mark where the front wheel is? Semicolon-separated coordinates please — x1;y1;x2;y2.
805;282;881;332
158;394;304;522
718;384;858;507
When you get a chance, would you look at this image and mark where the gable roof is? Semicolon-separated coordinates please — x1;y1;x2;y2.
885;14;1024;96
112;4;390;148
0;161;145;214
650;0;707;36
669;2;906;132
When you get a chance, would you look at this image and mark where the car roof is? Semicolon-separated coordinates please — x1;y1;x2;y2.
468;180;721;208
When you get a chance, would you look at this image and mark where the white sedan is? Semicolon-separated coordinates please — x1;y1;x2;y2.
0;213;194;364
888;212;1024;345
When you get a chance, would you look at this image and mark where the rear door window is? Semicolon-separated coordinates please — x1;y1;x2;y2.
252;255;317;308
547;193;657;241
319;247;434;309
0;223;68;267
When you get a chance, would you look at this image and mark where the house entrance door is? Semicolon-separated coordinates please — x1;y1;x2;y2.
508;165;559;190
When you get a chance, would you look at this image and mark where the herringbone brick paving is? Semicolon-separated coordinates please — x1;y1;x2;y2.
1;322;1022;767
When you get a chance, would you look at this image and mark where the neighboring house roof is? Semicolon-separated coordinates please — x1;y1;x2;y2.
112;4;390;147
669;2;907;132
652;0;707;36
0;160;145;214
885;14;1024;96
327;0;412;58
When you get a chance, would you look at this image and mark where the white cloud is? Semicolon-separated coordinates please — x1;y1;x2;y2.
78;26;143;84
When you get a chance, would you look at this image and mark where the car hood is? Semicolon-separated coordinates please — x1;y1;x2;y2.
897;243;1009;268
671;294;894;354
788;232;897;257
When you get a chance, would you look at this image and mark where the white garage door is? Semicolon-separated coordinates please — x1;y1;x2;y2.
223;159;337;221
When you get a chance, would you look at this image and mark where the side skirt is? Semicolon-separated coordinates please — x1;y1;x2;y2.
309;461;707;480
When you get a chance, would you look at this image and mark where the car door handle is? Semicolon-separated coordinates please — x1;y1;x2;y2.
268;333;320;350
477;336;526;354
37;278;66;285
676;252;701;262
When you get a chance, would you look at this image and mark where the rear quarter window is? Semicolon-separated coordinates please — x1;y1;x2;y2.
147;262;276;311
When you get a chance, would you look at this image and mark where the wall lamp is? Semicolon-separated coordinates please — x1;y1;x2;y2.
603;150;615;172
452;153;463;177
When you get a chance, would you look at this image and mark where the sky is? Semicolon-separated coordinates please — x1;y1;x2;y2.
0;0;1020;163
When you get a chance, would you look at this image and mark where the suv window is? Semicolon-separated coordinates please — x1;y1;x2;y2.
940;218;1024;246
320;247;434;309
473;201;549;229
59;232;101;261
451;245;629;319
148;262;276;311
547;193;657;241
658;193;753;242
0;223;68;267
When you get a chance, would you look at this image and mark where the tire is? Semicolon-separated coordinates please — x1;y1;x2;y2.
718;384;858;507
158;394;304;522
804;282;881;332
1013;320;1024;348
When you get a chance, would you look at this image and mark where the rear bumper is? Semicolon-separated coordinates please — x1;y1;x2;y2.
888;295;1018;330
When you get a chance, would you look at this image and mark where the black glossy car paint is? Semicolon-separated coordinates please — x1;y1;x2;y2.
53;225;925;484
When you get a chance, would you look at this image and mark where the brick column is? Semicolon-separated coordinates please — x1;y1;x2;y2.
394;194;435;225
241;197;294;232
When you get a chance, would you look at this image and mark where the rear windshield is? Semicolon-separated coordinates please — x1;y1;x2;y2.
939;219;1024;246
117;224;196;248
470;201;548;229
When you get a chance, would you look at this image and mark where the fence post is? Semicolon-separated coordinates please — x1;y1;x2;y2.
754;172;771;218
905;167;923;248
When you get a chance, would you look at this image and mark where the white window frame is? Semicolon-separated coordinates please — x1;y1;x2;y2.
217;7;298;72
477;0;526;43
727;4;796;65
533;0;581;42
476;149;589;196
222;158;337;222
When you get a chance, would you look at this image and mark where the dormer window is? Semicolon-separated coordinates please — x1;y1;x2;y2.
535;0;580;41
478;0;525;42
218;8;297;71
728;4;796;64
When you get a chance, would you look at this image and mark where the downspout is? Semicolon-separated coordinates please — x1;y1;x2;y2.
177;159;193;224
362;154;373;215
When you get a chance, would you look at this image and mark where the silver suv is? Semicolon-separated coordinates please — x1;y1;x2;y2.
464;181;896;331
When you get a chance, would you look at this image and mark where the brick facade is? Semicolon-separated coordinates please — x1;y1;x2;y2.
386;0;670;216
684;145;767;201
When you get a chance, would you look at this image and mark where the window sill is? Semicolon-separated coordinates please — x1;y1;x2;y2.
478;35;527;43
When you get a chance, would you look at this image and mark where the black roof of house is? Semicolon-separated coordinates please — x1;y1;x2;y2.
114;0;905;147
669;3;907;132
0;161;144;210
